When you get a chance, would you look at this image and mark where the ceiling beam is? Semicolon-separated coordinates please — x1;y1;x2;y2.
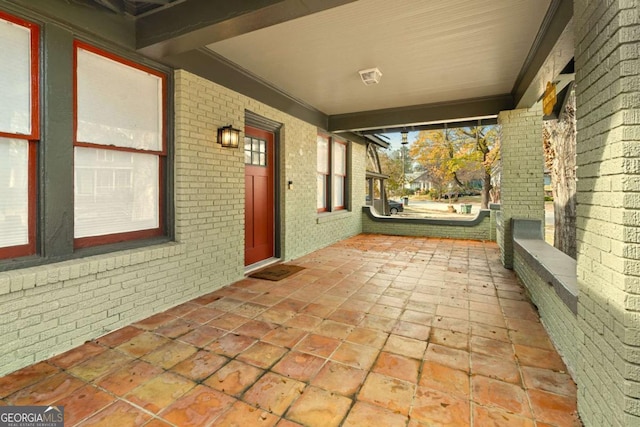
3;0;136;49
328;95;514;133
357;117;499;135
136;0;358;58
93;0;124;14
512;0;574;108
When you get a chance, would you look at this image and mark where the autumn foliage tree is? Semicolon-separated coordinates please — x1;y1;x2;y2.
409;126;498;208
409;128;468;200
455;126;499;208
378;149;404;196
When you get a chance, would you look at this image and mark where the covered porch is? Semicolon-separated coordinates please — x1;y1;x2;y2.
0;235;579;426
1;0;638;425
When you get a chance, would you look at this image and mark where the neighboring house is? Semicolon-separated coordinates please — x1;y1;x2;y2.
408;171;433;193
364;137;390;215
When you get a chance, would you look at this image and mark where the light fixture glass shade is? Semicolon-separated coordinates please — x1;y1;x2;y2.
217;125;240;148
358;68;382;85
401;131;408;145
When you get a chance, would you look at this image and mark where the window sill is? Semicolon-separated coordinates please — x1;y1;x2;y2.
0;240;185;293
316;210;351;224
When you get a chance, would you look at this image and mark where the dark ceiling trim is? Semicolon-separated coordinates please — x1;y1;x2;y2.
163;48;328;129
357;117;499;135
363;134;390;149
335;131;368;146
245;109;282;133
93;0;124;14
511;0;573;107
2;0;136;49
136;0;358;58
327;95;513;133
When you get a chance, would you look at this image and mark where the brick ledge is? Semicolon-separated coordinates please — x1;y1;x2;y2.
512;219;577;314
362;205;490;226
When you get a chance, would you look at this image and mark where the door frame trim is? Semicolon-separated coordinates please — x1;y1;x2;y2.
245;110;282;261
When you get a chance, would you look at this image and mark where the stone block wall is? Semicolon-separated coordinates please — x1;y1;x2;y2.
574;0;640;425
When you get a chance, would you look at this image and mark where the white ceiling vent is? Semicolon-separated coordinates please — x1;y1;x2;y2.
358;68;382;85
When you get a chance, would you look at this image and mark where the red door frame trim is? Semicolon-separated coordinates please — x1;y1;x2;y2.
72;40;167;249
244;126;275;266
0;12;39;259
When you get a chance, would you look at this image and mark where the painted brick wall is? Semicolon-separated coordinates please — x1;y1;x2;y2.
0;69;364;376
514;250;581;377
362;211;492;241
0;243;195;375
574;0;640;425
497;108;545;268
283;135;365;261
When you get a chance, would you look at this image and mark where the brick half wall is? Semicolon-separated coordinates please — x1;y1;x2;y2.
361;206;493;241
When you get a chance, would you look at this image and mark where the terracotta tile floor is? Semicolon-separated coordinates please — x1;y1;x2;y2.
0;235;582;426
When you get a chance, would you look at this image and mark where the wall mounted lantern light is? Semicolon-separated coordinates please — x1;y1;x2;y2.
217;125;240;148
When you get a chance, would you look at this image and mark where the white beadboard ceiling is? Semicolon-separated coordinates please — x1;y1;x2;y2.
206;0;551;116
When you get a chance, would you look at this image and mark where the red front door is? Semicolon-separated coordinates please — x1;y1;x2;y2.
244;126;275;266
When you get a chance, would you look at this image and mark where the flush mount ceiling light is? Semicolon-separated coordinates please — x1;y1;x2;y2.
358;68;382;85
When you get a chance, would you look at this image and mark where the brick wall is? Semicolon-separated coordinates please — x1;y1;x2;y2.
0;69;364;376
574;0;640;425
497;108;545;268
0;244;193;375
361;209;492;241
514;250;581;377
283;134;365;260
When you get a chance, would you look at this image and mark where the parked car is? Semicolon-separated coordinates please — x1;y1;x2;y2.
388;200;404;214
442;188;482;199
442;192;458;199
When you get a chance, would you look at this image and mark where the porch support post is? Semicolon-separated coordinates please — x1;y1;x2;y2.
496;107;544;268
574;1;640;425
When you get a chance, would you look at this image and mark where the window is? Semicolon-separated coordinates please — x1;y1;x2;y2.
0;12;39;259
244;136;267;166
333;140;347;209
74;41;166;248
317;133;348;212
317;135;330;211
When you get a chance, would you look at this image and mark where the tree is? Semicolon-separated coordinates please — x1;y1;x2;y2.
487;136;501;203
454;126;499;208
409;126;497;207
410;128;467;200
543;85;577;258
378;149;404;197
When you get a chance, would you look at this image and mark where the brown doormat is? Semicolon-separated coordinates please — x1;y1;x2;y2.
249;264;305;281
